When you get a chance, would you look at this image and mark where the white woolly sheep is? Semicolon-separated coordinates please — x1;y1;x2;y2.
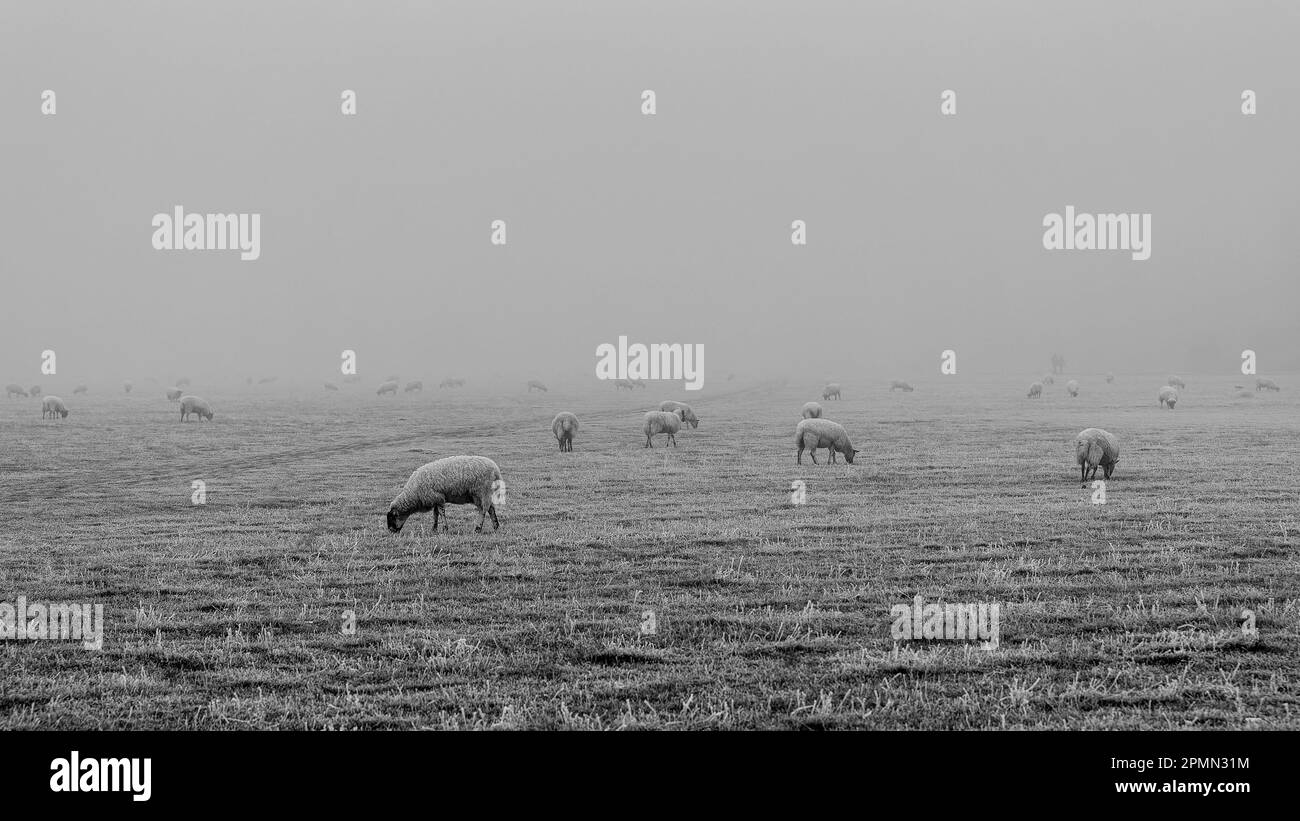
801;401;823;419
387;455;503;534
643;410;681;447
659;400;699;428
1042;374;1055;386
1167;375;1186;390
41;396;69;419
1076;428;1119;487
324;381;339;391
527;380;549;393
30;385;41;398
889;380;914;392
1158;386;1178;408
123;381;133;394
438;378;465;389
1066;380;1079;397
1256;378;1280;392
823;383;841;400
613;378;636;391
795;419;859;465
404;380;423;393
552;411;579;451
1028;382;1043;398
179;395;214;421
5;384;28;398
166;387;184;401
73;384;87;395
376;380;399;396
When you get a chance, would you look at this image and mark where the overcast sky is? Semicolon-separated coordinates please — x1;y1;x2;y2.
2;0;1297;387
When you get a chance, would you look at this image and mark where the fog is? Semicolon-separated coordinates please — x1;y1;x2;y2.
2;0;1297;390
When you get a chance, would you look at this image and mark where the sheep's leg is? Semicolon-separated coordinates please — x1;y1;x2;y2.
829;449;837;464
810;448;820;465
797;445;803;464
475;502;487;533
432;505;440;532
645;434;652;448
488;504;500;530
1080;463;1087;486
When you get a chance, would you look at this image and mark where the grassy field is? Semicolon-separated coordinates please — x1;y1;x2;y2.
1;373;1297;729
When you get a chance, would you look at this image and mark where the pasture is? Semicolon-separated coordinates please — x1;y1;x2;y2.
1;373;1297;729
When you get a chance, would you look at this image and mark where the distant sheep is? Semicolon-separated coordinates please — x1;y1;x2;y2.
73;385;87;395
258;376;278;384
659;400;699;428
1167;375;1186;390
1066;380;1079;397
631;378;647;388
1028;382;1042;398
376;380;399;396
1042;375;1055;386
30;385;41;398
41;396;69;419
1256;378;1280;392
822;383;841;400
179;395;214;421
386;455;503;534
1076;428;1119;487
1105;373;1115;384
324;382;339;391
5;384;28;399
613;378;636;391
801;401;823;419
890;381;914;392
552;412;579;451
795;419;858;465
438;378;466;389
1236;390;1255;399
643;410;681;448
1157;386;1178;408
527;380;549;393
404;380;423;393
123;381;133;394
166;387;184;401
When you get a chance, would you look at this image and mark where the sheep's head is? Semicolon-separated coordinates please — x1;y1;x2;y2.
844;448;858;464
60;409;68;418
387;508;408;533
1166;399;1175;409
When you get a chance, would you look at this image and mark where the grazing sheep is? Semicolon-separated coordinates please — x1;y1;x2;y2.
1168;375;1186;390
376;380;399;396
1028;382;1043;398
613;378;636;391
889;381;914;392
123;381;133;394
659;400;699;428
29;385;41;398
324;381;339;391
1158;386;1178;409
1075;428;1119;487
552;411;579;451
41;396;69;419
179;396;214;421
73;384;87;395
527;380;549;393
795;419;858;465
5;384;28;399
404;380;423;393
165;387;184;401
1042;374;1055;386
438;378;465;389
1105;373;1115;384
822;383;841;400
386;455;503;534
801;401;823;419
1256;378;1280;392
631;378;647;388
1066;380;1079;397
643;410;681;448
